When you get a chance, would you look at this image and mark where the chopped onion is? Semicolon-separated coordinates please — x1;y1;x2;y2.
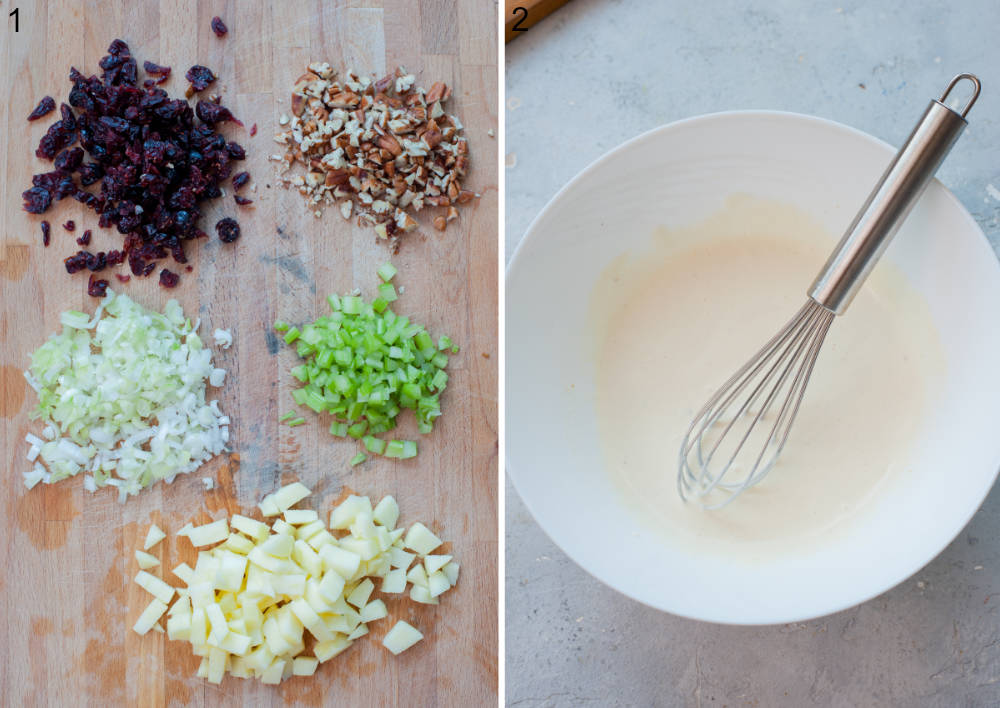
23;291;230;501
213;328;233;349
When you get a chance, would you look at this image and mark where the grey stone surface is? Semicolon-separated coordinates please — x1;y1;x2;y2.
505;1;1000;706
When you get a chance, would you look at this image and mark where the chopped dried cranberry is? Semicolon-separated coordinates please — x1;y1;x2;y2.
215;217;240;243
185;65;216;92
143;60;171;81
211;16;228;37
27;96;56;121
77;229;92;246
63;220;75;231
64;251;90;274
159;268;180;287
249;123;257;137
87;274;109;297
73;190;99;209
54;146;85;172
22;187;53;214
196;100;242;126
77;162;104;186
86;251;107;271
115;273;131;283
99;39;137;86
232;171;250;190
41;221;51;247
35;105;78;160
234;195;253;206
227;142;246;160
59;103;76;129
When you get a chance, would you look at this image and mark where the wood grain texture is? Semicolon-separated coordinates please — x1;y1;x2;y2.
0;0;498;705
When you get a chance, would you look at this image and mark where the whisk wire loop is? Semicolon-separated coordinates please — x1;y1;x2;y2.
678;300;834;508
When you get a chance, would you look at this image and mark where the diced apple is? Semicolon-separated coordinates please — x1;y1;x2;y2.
329;495;372;529
403;522;442;556
135;570;175;604
319;544;361;579
389;546;415;569
424;554;452;575
284;509;319;525
427;570;451;598
382;621;423;655
185;519;229;547
133;598;169;635
135;550;160;570
346;578;375;609
409;584;439;605
260;658;286;685
313;635;353;662
231;514;270;542
405;564;428;589
372;496;400;529
292;656;318;676
381;568;407;594
144;523;166;550
171;562;195;585
443;561;460;587
270;482;312;512
360;599;387;622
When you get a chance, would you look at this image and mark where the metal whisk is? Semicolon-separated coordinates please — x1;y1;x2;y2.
678;74;981;509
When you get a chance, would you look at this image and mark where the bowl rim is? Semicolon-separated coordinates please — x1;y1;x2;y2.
505;109;1000;625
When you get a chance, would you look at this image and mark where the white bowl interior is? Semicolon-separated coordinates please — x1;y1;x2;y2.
506;111;1000;624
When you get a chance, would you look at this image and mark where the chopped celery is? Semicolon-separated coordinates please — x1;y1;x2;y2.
274;320;290;332
377;262;397;282
384;440;404;458
363;436;387;455
278;411;296;423
350;453;367;466
378;283;398;303
277;269;456;460
287;417;306;427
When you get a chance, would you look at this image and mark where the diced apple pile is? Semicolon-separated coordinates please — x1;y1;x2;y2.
130;482;459;685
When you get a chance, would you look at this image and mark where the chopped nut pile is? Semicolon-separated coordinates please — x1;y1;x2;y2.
274;64;477;249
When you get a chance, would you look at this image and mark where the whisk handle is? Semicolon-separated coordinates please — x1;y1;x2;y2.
809;74;980;315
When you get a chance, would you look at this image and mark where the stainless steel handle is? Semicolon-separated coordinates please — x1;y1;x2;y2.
809;74;980;314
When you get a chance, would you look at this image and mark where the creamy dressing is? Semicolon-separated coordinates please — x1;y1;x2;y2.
592;195;944;556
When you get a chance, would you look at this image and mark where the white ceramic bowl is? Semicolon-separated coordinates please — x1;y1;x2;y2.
506;111;1000;624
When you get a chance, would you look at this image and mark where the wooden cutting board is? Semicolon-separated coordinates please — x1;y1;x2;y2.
504;0;571;42
0;1;498;705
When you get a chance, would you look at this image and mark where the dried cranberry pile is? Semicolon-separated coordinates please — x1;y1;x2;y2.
22;38;248;293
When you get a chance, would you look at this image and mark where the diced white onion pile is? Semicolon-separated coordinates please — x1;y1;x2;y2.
22;291;231;501
131;482;459;685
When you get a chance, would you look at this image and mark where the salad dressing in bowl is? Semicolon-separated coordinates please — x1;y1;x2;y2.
592;195;945;558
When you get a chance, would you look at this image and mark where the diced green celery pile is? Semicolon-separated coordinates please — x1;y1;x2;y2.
275;265;456;461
